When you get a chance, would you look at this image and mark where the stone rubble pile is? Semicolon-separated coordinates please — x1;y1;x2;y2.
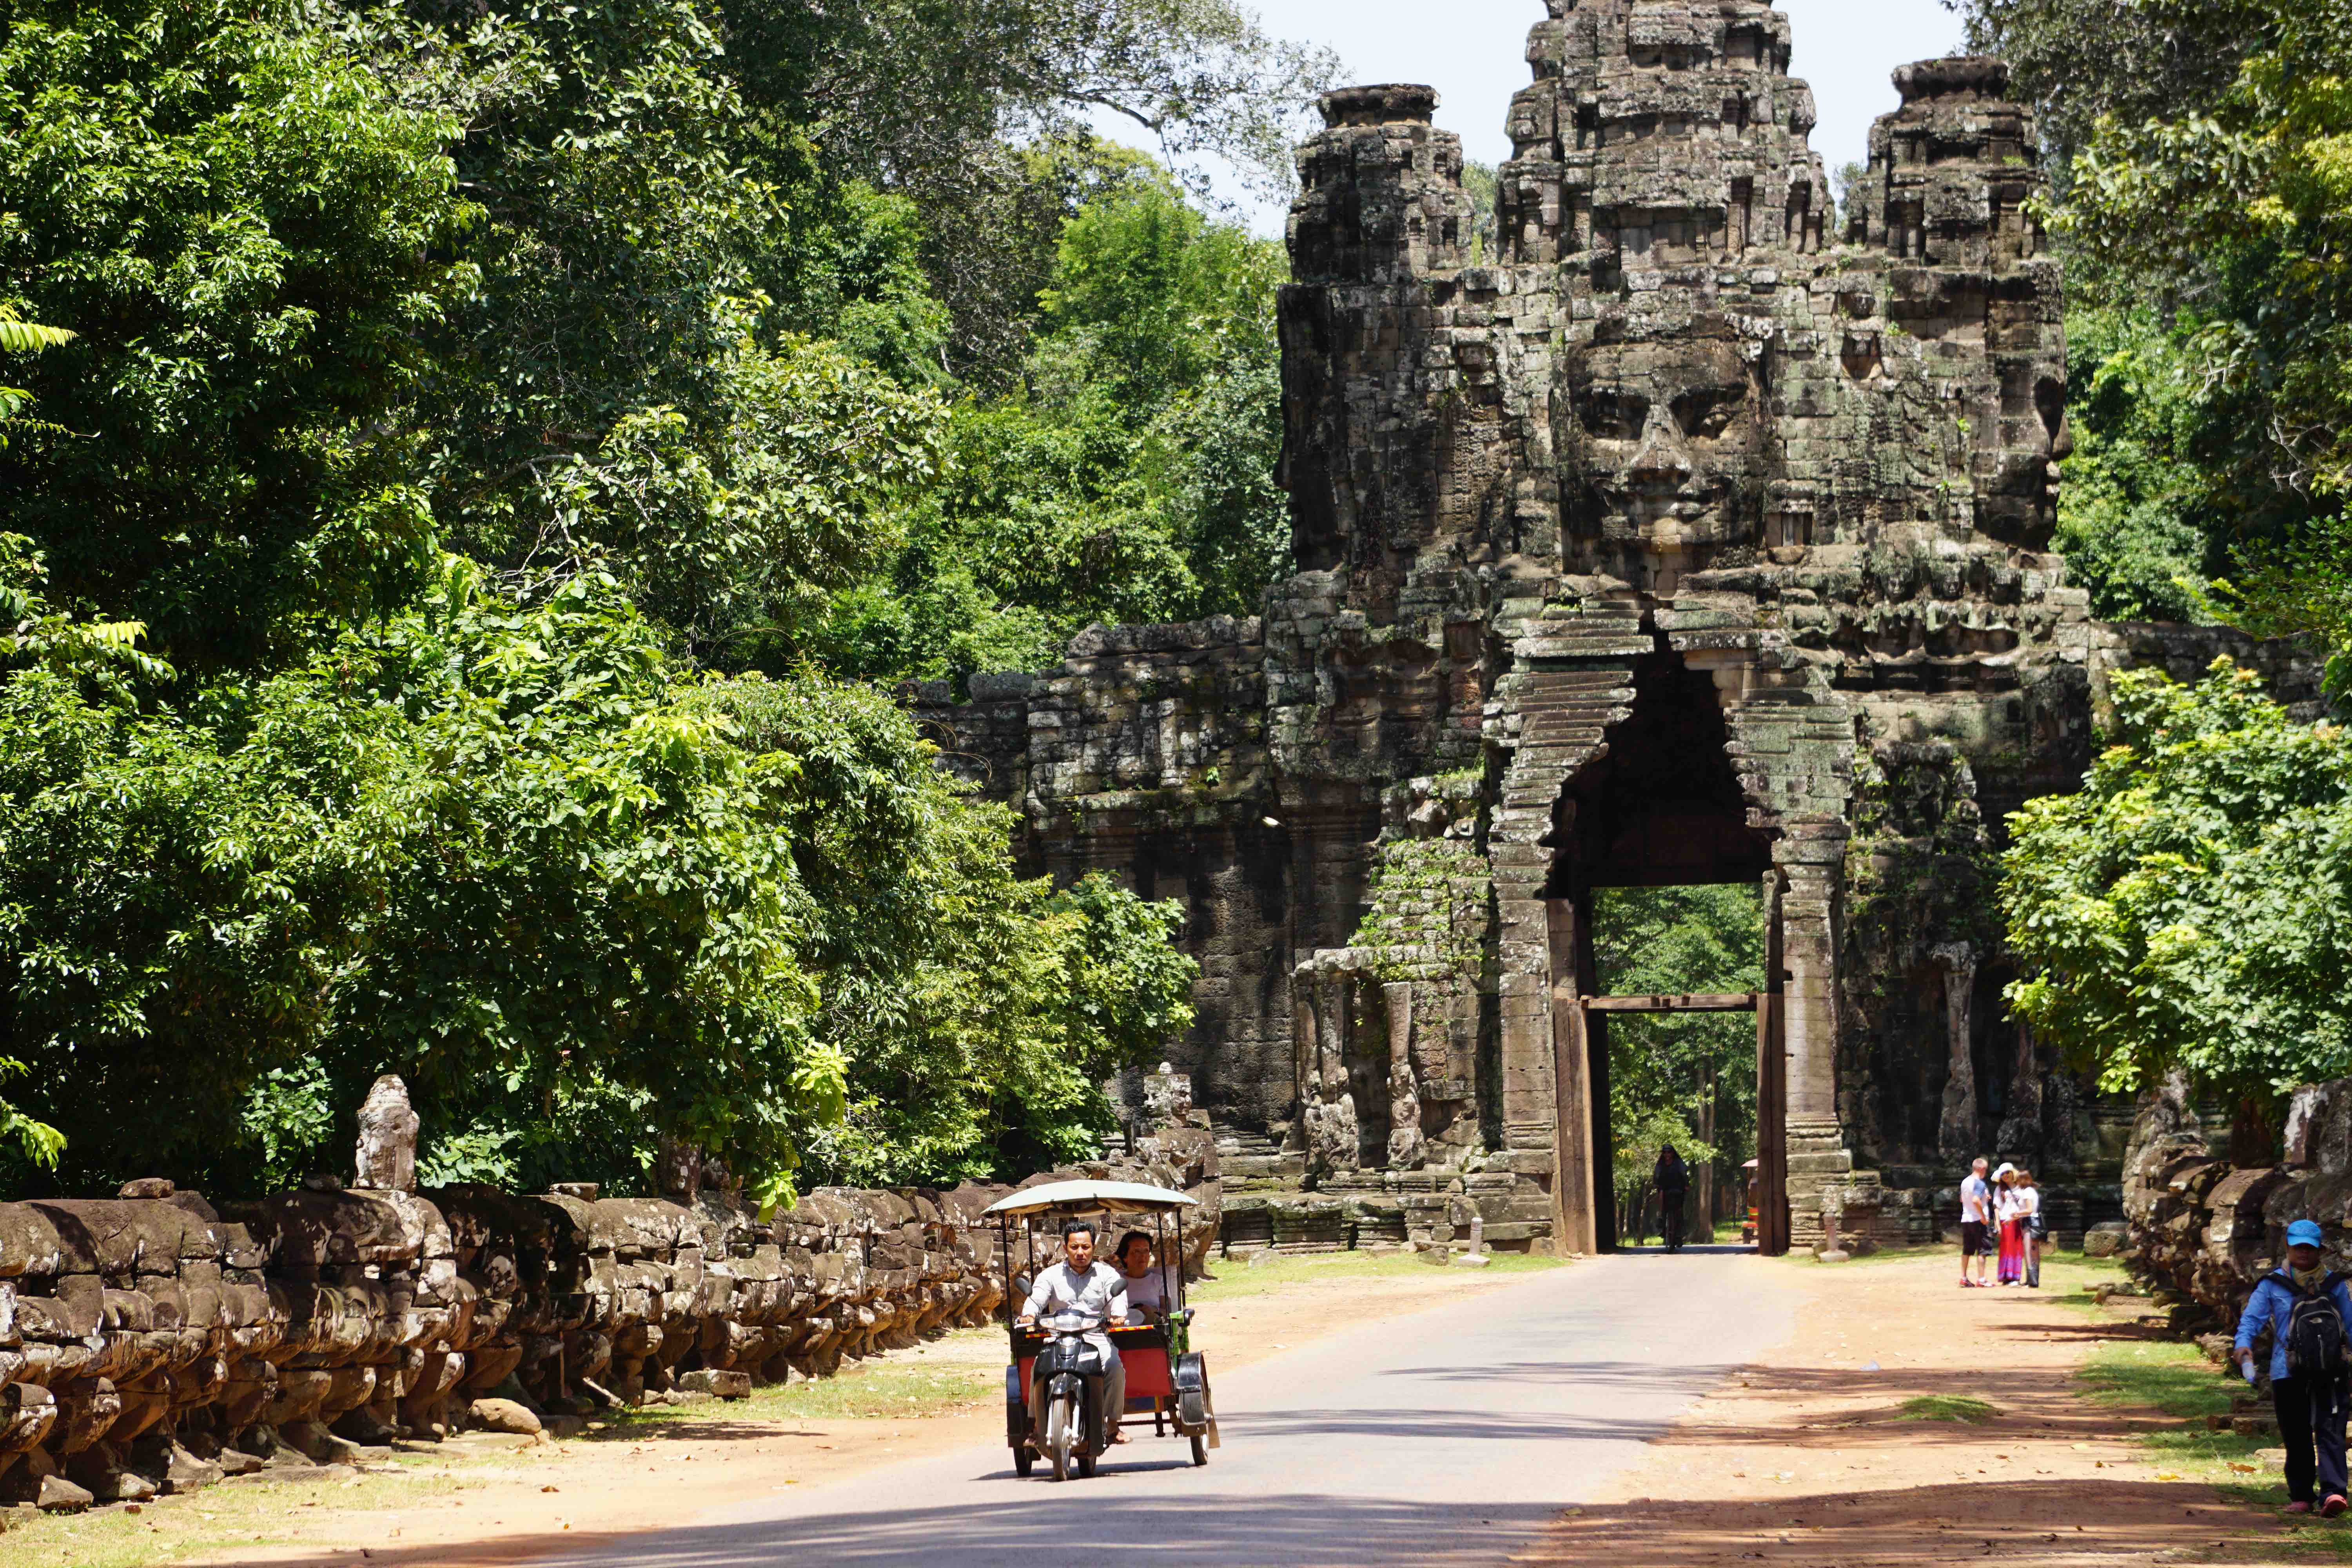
2118;1073;2352;1332
0;1076;1217;1512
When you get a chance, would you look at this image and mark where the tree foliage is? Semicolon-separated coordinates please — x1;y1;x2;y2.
2049;307;2219;623
718;0;1339;378
0;0;1307;1196
1957;0;2352;695
0;557;840;1193
704;675;1196;1186
1592;885;1762;1225
0;0;471;672
2002;661;2352;1102
806;170;1289;683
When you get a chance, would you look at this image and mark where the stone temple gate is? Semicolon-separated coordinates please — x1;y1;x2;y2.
915;0;2322;1252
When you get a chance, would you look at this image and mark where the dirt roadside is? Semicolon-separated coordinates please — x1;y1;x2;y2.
7;1252;1559;1568
1524;1250;2316;1568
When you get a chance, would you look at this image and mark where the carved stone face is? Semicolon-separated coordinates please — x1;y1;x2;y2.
1567;336;1770;585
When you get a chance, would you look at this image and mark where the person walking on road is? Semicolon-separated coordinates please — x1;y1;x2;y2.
2236;1219;2352;1517
1959;1156;1994;1288
1654;1144;1690;1252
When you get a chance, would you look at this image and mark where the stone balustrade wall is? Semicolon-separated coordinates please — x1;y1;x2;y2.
0;1081;1218;1510
2118;1074;2352;1332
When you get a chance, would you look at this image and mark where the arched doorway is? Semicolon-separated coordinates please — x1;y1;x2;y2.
1535;647;1788;1254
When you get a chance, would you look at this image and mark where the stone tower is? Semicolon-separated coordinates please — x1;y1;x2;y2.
914;2;2318;1254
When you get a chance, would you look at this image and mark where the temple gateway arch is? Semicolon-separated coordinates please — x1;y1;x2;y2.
915;3;2319;1254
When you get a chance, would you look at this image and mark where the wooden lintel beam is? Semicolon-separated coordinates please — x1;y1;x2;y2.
1581;993;1758;1013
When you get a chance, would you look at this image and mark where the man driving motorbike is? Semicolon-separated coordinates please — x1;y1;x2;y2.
1017;1219;1130;1443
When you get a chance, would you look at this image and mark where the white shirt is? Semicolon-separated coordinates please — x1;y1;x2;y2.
1961;1173;1992;1225
1120;1265;1169;1318
1022;1260;1129;1349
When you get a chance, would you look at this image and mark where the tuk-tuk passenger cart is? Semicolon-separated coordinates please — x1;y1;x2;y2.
982;1179;1218;1478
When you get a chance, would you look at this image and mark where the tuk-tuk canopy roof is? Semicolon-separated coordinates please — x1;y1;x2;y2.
979;1179;1199;1219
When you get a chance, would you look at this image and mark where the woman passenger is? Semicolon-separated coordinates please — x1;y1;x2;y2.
1114;1230;1167;1323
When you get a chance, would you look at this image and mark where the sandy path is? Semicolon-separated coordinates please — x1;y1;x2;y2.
1522;1251;2303;1567
143;1255;1556;1568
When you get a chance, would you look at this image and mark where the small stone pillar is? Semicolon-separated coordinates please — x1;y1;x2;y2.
1816;1183;1851;1263
354;1075;419;1192
1456;1211;1489;1267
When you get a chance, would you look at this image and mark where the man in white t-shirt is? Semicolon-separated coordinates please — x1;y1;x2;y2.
1958;1156;1993;1288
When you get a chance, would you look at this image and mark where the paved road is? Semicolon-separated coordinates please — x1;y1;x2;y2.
540;1248;1796;1568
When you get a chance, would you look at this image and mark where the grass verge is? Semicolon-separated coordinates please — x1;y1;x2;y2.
2078;1320;2352;1558
0;1450;506;1568
1191;1247;1566;1300
1898;1394;1998;1423
611;1325;1003;1430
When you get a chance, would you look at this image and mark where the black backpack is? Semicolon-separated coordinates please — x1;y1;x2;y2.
2284;1270;2351;1380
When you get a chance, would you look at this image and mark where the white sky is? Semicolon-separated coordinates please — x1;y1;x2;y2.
1102;0;1967;234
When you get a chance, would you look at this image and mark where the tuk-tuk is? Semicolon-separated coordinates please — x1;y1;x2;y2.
980;1178;1218;1481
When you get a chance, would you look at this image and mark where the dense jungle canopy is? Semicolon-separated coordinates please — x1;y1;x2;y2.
0;0;1330;1198
7;0;2352;1198
1958;0;2352;1105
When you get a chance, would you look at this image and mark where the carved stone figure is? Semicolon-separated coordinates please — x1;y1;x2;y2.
353;1074;419;1193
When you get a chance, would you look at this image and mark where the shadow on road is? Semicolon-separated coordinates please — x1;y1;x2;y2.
502;1494;1575;1568
1613;1243;1756;1256
1519;1477;2263;1566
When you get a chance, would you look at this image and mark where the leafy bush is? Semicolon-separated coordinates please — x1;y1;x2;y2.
2003;661;2352;1100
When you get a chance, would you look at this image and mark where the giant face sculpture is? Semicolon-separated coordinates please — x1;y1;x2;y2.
1566;332;1773;592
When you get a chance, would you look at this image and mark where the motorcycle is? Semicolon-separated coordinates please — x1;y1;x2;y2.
1025;1310;1112;1481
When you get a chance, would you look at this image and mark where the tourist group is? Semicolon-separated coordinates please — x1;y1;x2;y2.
1956;1156;2043;1288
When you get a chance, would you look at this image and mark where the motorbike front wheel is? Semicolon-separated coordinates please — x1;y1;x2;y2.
1046;1391;1074;1483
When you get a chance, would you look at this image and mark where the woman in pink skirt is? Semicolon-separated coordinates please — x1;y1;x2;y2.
1994;1163;2025;1285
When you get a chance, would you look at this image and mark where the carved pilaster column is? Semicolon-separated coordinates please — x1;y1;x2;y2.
1288;967;1318;1155
1308;969;1358;1174
1384;982;1424;1167
1934;941;1980;1158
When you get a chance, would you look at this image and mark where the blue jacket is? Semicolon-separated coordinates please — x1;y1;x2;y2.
2236;1270;2352;1382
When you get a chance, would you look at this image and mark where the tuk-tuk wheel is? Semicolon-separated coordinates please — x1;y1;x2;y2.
1013;1445;1033;1477
1191;1432;1207;1466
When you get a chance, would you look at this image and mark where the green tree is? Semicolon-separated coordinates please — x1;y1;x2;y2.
0;0;472;672
1956;0;2352;694
1957;0;2275;174
807;172;1289;683
0;0;1232;1201
0;310;71;441
2050;307;2218;623
0;560;842;1196
1592;885;1764;1239
708;674;1197;1185
2002;660;2352;1102
307;0;956;662
716;0;1338;378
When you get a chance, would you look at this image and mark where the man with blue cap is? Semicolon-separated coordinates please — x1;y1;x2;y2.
2236;1219;2352;1515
